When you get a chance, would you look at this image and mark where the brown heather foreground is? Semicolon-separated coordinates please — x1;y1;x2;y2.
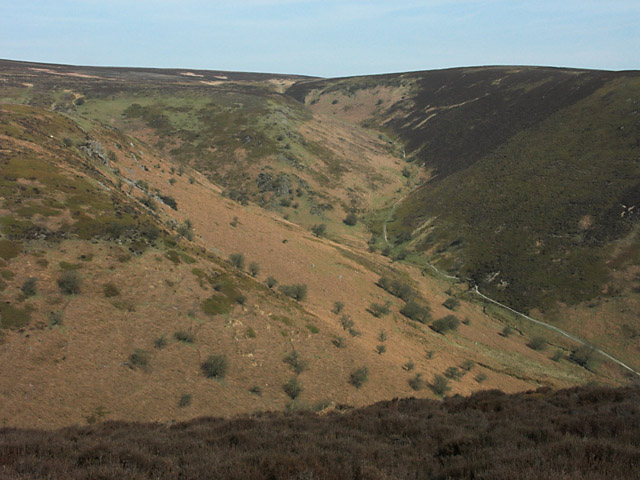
1;385;639;479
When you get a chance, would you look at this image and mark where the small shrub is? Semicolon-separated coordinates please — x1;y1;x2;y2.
501;325;514;337
248;262;260;277
245;327;256;339
169;178;177;186
230;253;245;269
409;373;426;391
332;336;347;348
306;324;319;334
528;336;548;351
311;223;327;237
128;349;150;369
475;373;488;383
400;301;431;323
403;360;415;371
265;276;278;289
551;349;564;362
377;330;388;342
21;278;37;297
174;331;195;343
283;351;308;374
58;271;81;294
425;350;434;360
377;276;415;302
249;385;262;396
348;328;361;337
279;283;307;301
461;360;475;371
442;298;460;311
332;301;344;314
343;213;358;226
230;217;238;227
349;367;369;388
430;374;451;396
283;377;302;400
571;345;599;371
154;336;168;349
159;195;177;210
462;317;471;325
48;311;63;327
430;315;459;334
376;345;386;355
178;394;192;408
369;302;390;318
445;367;463;380
103;282;120;297
201;354;228;379
236;294;247;305
339;315;354;331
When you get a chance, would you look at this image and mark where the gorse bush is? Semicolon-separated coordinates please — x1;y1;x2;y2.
201;354;228;379
283;351;308;374
400;301;431;323
283;377;302;400
349;367;369;388
409;373;426;391
58;271;81;294
528;336;548;351
430;315;459;334
442;298;460;311
21;277;37;297
279;283;307;301
230;253;245;269
430;374;451;396
248;262;260;277
368;302;390;317
377;277;415;302
103;282;120;297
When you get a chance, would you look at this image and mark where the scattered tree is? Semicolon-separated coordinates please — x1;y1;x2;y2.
283;377;302;400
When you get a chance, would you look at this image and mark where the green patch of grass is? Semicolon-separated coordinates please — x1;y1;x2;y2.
201;295;232;316
0;303;34;329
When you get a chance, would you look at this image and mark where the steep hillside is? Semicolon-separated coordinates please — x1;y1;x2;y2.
1;385;638;479
288;67;640;368
0;61;637;429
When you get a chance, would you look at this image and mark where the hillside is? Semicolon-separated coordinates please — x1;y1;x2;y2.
287;66;640;370
0;60;638;429
1;385;638;479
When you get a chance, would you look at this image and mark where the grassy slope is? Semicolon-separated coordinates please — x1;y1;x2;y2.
0;61;634;428
288;67;640;367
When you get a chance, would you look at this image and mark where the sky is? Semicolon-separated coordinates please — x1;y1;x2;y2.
1;0;638;77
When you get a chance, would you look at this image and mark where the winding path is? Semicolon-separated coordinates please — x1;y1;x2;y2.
382;188;640;378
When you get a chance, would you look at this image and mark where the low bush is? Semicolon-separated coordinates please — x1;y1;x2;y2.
332;301;344;314
283;351;308;374
128;349;150;369
311;224;327;237
377;330;388;342
571;345;599;371
230;253;245;269
368;302;390;317
178;394;192;408
103;282;120;297
248;262;260;277
343;213;358;226
377;276;415;302
403;360;415;371
57;271;81;294
376;345;386;355
201;354;228;379
174;331;195;343
400;301;431;323
409;373;426;391
265;276;278;289
445;367;463;380
500;325;514;337
528;336;548;351
249;385;262;396
283;377;302;400
279;283;307;301
349;367;369;388
332;336;347;348
154;336;168;349
442;298;460;311
430;374;451;396
21;277;37;297
430;315;459;334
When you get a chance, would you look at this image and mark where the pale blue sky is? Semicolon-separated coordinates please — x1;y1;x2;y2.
1;0;638;77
